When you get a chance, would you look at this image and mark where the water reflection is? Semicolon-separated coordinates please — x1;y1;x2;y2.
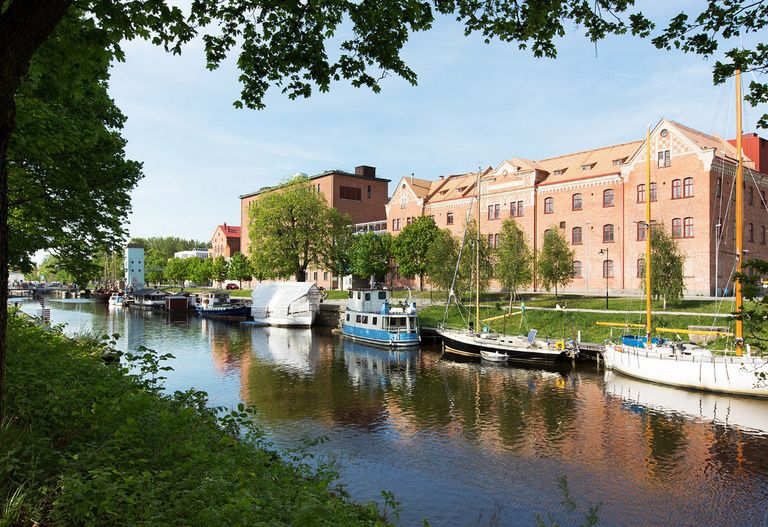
15;298;768;526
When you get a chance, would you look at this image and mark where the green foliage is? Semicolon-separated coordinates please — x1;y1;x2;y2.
248;176;336;281
391;216;439;290
8;13;143;271
228;252;253;287
349;232;392;281
458;220;493;299
425;229;459;293
211;256;229;286
163;258;189;286
736;259;768;355
321;209;354;282
650;1;768;128
538;229;575;299
0;316;390;526
495;218;533;299
144;251;167;286
187;257;213;286
641;226;684;309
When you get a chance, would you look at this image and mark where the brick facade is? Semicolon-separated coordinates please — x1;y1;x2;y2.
239;165;390;289
386;119;768;296
210;224;241;260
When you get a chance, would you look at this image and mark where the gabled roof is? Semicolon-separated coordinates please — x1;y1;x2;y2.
537;140;643;185
501;157;544;173
669;120;743;162
217;224;241;238
426;172;480;202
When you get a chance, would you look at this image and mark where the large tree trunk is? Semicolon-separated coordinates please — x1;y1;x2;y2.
295;268;306;282
0;0;73;422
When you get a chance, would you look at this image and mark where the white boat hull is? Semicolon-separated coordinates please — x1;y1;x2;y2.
603;344;768;398
250;311;316;327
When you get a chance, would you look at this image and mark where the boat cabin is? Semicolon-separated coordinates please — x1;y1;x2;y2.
343;289;420;347
199;291;233;307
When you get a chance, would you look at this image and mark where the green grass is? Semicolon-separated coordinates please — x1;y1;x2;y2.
418;304;736;344
1;315;392;526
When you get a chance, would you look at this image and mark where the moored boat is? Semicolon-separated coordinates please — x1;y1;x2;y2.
341;288;420;348
250;281;321;327
108;293;124;306
197;291;251;321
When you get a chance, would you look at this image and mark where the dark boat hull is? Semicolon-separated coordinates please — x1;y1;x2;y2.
441;332;567;366
197;305;251;321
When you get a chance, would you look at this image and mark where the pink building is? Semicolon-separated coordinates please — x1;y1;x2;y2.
386;119;768;296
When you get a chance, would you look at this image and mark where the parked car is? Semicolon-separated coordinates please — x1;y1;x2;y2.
226;283;240;290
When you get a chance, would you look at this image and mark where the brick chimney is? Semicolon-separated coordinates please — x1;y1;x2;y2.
728;133;768;173
355;165;376;178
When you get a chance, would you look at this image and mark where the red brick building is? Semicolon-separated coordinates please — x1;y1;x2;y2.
210;223;241;260
387;119;768;296
239;165;390;289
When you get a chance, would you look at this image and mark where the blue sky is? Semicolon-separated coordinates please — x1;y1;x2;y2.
108;2;768;242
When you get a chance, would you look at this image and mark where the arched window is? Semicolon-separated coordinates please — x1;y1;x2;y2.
603;189;615;207
650;182;658;202
544;197;554;214
572;227;582;245
748;186;754;205
637;184;645;203
748;223;754;242
637;258;645;278
683;177;693;198
671;218;682;238
603;224;614;243
672;179;682;199
572;193;582;210
573;261;582;278
603;259;614;278
684;217;694;238
544;228;552;238
762;226;766;245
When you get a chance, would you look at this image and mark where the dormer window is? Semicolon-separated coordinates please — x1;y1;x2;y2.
612;158;626;165
553;169;566;176
456;186;466;193
581;163;595;171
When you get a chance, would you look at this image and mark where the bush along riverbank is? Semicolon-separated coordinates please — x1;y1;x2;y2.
0;315;393;526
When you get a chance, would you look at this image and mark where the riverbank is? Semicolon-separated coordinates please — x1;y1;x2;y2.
0;315;391;526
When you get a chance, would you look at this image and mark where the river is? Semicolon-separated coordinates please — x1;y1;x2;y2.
14;298;768;526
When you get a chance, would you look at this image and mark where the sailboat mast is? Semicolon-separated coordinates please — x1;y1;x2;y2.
645;126;652;347
735;69;744;355
475;169;481;334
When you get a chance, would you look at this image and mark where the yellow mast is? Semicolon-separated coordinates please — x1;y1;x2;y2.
645;126;652;347
735;70;744;356
475;169;481;334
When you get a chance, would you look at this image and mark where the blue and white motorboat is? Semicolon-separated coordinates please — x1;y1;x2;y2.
108;293;124;306
196;291;251;321
341;288;420;348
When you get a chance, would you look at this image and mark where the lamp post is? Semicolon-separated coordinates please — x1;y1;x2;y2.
599;248;609;309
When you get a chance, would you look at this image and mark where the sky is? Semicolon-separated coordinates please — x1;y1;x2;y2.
107;1;768;242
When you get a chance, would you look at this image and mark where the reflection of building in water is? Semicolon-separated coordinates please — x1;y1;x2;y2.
341;339;419;392
249;327;318;375
124;307;147;352
207;318;251;374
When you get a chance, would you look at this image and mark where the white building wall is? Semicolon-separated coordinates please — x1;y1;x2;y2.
125;246;145;289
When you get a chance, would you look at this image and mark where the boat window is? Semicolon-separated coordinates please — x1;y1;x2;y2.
372;317;377;325
356;315;361;323
362;316;368;324
357;292;361;299
378;292;387;300
348;291;353;299
365;293;371;301
346;314;350;321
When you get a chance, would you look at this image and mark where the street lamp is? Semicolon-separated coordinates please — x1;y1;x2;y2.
599;248;609;309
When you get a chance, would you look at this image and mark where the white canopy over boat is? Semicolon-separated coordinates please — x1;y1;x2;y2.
250;281;321;327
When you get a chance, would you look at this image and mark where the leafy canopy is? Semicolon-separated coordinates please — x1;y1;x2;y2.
349;232;392;281
425;228;460;293
641;225;685;308
391;216;440;289
495;218;533;298
538;228;574;298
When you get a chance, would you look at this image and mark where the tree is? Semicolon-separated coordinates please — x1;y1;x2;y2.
248;176;335;281
211;256;230;288
228;252;253;289
187;257;213;286
164;258;189;287
391;216;440;290
495;218;533;300
144;252;167;287
538;228;575;299
651;2;768;128
319;208;354;288
425;229;459;294
130;236;211;262
737;259;768;355
458;220;493;300
349;232;392;283
641;225;684;309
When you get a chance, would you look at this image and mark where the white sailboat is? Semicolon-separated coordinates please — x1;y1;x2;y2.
602;71;768;397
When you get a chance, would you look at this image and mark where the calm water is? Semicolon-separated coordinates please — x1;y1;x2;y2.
15;298;768;526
